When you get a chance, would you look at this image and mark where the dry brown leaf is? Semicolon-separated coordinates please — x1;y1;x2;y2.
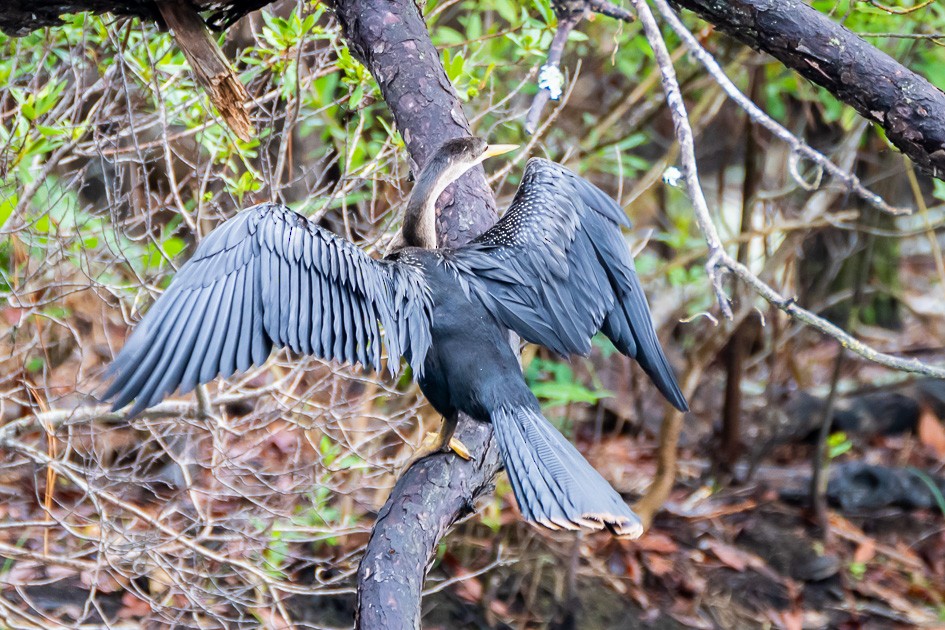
118;592;152;619
633;531;678;554
917;404;945;458
1;307;23;326
853;538;877;564
625;551;644;586
643;551;674;577
702;539;748;572
767;608;803;630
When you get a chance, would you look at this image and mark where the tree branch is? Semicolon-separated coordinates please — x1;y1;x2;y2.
636;0;945;379
670;0;945;181
651;0;905;216
631;0;733;319
527;0;636;133
0;0;271;36
157;0;252;140
331;0;497;249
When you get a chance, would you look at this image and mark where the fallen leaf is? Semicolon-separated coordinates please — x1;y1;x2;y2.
767;608;803;630
853;538;876;564
118;592;152;619
702;539;747;572
632;531;678;554
624;551;643;586
917;404;945;458
643;552;674;577
1;307;23;326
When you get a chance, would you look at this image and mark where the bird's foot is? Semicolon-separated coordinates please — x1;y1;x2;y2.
416;430;444;460
417;431;472;461
402;425;472;473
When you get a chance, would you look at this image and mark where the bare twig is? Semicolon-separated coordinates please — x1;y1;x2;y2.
650;0;906;216
631;0;733;319
866;0;933;14
724;256;945;377
633;0;945;379
526;0;636;133
525;14;580;134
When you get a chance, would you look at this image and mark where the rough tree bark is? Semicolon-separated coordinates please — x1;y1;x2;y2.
156;0;252;140
0;0;270;35
671;0;945;179
327;2;505;628
330;0;498;248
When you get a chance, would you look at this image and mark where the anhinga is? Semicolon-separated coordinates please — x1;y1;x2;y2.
105;137;688;536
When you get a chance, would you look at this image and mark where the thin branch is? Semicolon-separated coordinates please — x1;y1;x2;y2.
525;13;581;134
0;540;99;572
0;434;310;614
866;0;933;14
421;548;508;596
650;0;906;216
526;0;635;133
630;0;733;318
634;0;945;378
723;256;945;378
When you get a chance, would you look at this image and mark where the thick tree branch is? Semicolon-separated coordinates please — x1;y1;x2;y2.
327;1;504;628
157;0;252;140
0;0;270;35
671;0;945;180
331;0;497;249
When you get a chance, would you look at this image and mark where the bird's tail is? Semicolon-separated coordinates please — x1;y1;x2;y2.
490;403;643;537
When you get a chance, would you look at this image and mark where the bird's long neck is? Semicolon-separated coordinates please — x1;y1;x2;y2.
402;162;457;249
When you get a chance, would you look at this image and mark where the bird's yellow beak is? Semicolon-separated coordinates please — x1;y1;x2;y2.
482;143;518;160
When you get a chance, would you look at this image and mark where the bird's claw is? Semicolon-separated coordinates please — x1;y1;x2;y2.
448;436;473;461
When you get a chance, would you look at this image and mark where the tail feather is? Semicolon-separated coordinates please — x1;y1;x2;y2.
491;403;643;537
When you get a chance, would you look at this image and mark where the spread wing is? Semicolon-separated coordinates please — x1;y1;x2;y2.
450;158;687;411
105;203;432;415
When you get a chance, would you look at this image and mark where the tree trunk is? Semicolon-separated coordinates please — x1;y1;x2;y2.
327;1;505;627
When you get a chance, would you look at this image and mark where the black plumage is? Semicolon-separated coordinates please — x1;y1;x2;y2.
105;137;688;536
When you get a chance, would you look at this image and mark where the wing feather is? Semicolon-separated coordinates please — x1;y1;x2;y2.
451;158;688;411
106;203;432;415
218;265;245;376
111;291;194;409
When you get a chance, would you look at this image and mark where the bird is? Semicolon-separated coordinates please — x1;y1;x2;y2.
104;136;688;536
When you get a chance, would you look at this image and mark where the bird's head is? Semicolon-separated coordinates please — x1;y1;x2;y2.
398;137;517;251
419;136;517;186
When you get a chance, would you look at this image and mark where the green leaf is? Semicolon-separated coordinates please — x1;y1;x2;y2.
26;356;44;373
827;431;853;459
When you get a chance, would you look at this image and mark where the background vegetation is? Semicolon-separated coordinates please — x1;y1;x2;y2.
1;0;944;627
